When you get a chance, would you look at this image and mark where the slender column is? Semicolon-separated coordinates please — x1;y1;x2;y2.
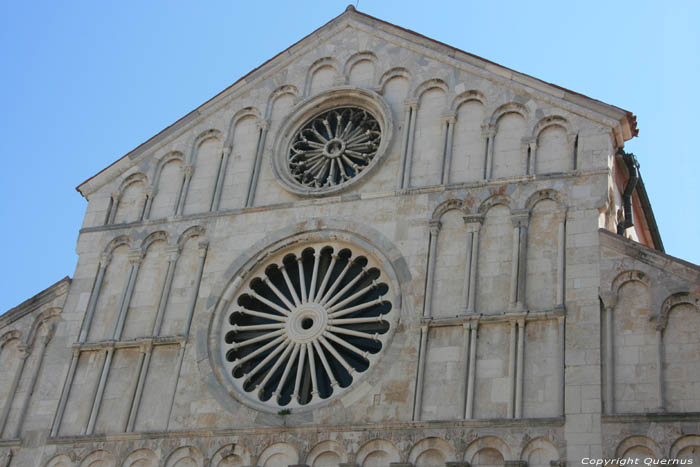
655;325;666;412
508;320;517;418
423;220;441;318
459;322;471;417
0;345;28;437
556;212;567;308
396;103;413;189
113;249;144;340
126;341;152;432
412;325;429;421
211;146;231;211
465;319;478;419
463;216;483;313
515;318;526;418
107;192;121;224
246;120;270;207
600;292;617;415
14;327;52;437
152;246;181;336
166;241;208;429
439;113;456;184
185;241;209;337
557;315;566;416
509;221;521;308
402;99;419;189
517;214;529;310
79;252;112;343
165;341;186;430
175;164;194;216
524;137;537;175
50;348;80;437
509;211;529;311
568;133;578;170
482;124;496;179
85;346;113;435
142;188;155;220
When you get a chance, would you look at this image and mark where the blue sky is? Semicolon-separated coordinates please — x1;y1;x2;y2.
0;1;698;312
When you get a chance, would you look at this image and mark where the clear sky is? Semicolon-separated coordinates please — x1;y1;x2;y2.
0;1;698;313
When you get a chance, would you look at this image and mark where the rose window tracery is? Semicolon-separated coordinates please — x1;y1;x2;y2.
220;243;397;410
288;107;381;189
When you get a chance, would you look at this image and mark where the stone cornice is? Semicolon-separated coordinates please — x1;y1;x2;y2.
0;276;71;328
78;169;609;236
47;416;565;445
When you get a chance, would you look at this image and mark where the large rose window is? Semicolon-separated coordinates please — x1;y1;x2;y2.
288;107;381;189
218;241;398;411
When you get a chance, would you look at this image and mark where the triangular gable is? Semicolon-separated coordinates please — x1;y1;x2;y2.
76;5;638;198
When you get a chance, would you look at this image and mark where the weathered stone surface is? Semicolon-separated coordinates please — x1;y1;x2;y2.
1;6;698;467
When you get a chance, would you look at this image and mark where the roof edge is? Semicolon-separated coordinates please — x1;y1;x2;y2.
76;5;639;198
0;276;72;328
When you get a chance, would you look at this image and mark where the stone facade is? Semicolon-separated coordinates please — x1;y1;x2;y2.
1;6;698;467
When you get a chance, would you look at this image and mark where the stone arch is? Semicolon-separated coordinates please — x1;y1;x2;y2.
189;129;223;164
215;445;249;466
464;436;513;463
265;85;299;118
450;91;487;183
489;102;529;126
451;90;486;111
80;450;116;467
476;194;515;314
654;292;699;329
140;230;170;253
121;449;158;467
533;116;573;174
525;189;565;211
304;57;341;96
210;444;251;467
344;51;378;87
491;103;528;178
184;129;224;215
103;235;132;257
659;292;700;411
413;78;448;100
671;435;700;460
610;270;651;295
478;193;515;214
612;270;656;412
164;446;204;467
25;307;60;347
151;151;185;219
520;437;559;467
219;107;262;210
410;79;448;186
153;151;185;186
431;199;466;222
379;67;411;93
257;442;298;467
616;435;662;459
305;440;348;466
0;330;21;353
225;107;262;147
46;453;75;467
356;439;400;467
533;114;573;138
114;173;149;224
408;437;456;465
178;225;206;249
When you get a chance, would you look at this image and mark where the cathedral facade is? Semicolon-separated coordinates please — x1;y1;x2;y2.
1;7;699;466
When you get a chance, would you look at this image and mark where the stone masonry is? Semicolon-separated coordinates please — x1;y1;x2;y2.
0;6;698;467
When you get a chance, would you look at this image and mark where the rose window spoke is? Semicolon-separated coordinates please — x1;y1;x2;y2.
288;107;381;189
223;245;393;409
